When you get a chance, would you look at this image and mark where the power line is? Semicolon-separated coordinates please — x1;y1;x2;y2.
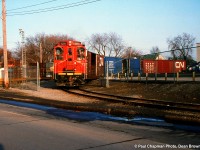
7;0;101;16
7;0;58;12
143;46;200;56
8;0;89;14
7;0;99;15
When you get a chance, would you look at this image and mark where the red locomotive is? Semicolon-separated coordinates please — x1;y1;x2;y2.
53;40;104;86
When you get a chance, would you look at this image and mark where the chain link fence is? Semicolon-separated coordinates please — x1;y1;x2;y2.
8;63;41;90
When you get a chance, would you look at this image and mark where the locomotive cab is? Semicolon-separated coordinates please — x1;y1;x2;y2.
54;40;87;86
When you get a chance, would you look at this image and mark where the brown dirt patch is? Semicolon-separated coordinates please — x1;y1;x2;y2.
83;80;200;104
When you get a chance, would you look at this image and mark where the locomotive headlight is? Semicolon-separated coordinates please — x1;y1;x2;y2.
69;41;72;46
74;62;76;65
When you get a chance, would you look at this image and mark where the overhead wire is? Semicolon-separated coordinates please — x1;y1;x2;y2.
6;0;101;16
7;0;90;14
1;0;102;49
7;0;59;12
142;46;200;57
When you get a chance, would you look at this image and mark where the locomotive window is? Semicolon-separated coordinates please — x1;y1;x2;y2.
68;58;72;61
68;48;72;55
55;47;63;60
56;48;63;55
77;48;85;60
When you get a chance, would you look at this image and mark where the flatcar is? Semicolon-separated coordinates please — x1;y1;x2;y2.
53;40;104;86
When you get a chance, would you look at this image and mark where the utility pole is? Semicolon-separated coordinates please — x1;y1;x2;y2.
2;0;9;88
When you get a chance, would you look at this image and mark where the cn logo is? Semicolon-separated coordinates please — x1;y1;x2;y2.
175;62;185;68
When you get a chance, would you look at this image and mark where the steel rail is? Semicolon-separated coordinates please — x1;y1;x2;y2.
64;88;200;112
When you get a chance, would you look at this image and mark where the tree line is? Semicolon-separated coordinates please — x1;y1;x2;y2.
0;32;196;67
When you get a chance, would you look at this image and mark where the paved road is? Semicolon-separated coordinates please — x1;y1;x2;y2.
0;102;200;150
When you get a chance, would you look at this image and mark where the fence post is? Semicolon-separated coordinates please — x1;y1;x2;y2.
165;73;167;81
37;62;40;91
176;72;179;81
106;61;109;88
155;60;157;81
118;73;119;79
131;73;133;81
146;73;148;81
193;72;195;81
138;72;141;81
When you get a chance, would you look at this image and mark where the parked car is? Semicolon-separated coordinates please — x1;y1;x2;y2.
187;62;200;72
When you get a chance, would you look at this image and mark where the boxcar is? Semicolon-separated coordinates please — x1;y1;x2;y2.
87;51;104;79
142;60;186;74
105;57;141;76
123;58;141;75
104;57;123;75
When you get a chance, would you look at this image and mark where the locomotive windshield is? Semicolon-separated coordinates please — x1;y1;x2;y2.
77;47;85;60
68;48;72;55
55;47;63;60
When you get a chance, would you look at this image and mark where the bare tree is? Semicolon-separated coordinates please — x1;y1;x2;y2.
13;42;22;60
86;32;125;57
87;33;109;56
15;33;73;64
108;32;125;57
150;46;160;54
121;47;142;58
40;34;73;63
0;48;13;67
149;46;161;59
167;33;195;60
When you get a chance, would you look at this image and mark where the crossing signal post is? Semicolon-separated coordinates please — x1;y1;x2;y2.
2;0;9;88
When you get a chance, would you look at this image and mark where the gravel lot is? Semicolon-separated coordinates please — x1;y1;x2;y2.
8;84;94;104
84;79;200;103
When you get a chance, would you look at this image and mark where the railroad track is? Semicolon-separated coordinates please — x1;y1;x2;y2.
64;88;200;112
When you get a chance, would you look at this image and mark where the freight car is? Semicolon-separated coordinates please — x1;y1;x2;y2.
142;60;186;74
104;57;141;76
104;58;186;77
53;40;104;86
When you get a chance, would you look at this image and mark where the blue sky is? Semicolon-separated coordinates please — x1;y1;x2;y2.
1;0;200;55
